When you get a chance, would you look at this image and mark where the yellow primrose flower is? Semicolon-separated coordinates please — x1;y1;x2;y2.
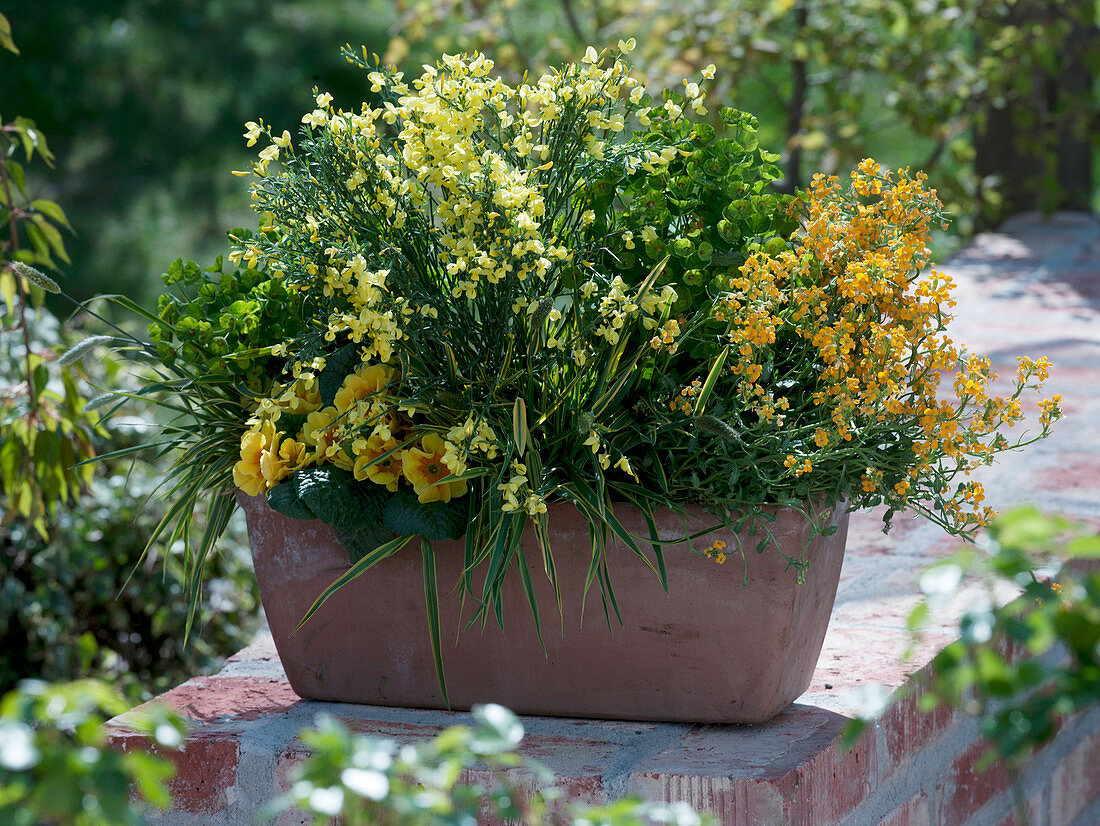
259;426;285;487
262;435;311;489
402;433;469;504
279;437;312;471
233;421;273;496
334;363;395;413
353;434;404;491
302;407;339;450
302;406;353;470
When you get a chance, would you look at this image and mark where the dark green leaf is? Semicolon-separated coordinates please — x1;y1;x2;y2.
382;488;467;541
317;343;361;407
267;477;316;521
294;466;385;532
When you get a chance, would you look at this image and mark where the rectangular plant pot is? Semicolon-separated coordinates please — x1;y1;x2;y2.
239;493;849;724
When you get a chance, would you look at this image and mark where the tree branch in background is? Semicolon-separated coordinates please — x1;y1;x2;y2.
559;0;586;44
783;2;808;193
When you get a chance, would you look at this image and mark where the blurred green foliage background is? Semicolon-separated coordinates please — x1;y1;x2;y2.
3;0;1096;308
2;0;396;305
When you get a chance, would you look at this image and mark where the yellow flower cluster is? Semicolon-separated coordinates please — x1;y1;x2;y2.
238;49;670;307
230;47;684;515
498;459;546;516
233;361;469;504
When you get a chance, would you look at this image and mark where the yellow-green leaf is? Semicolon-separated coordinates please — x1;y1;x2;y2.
693;345;729;416
30;199;72;229
0;270;16;311
31;215;70;264
0;13;18;55
512;397;528;456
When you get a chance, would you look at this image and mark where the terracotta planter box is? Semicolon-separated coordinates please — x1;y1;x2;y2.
239;493;850;724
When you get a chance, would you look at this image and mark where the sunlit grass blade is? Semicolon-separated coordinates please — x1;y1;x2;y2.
610;486;668;592
693;344;729;416
514;546;546;653
184;486;236;642
632;254;670;307
591;347;645;417
421;537;449;708
566;472;659;579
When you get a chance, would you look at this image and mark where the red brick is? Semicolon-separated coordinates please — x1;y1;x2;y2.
879;791;930;826
631;773;779;826
1051;724;1100;825
994;792;1043;826
274;720;614;826
776;725;878;824
272;746;313;826
879;672;957;777
109;729;239;815
630;708;878;824
143;675;302;723
274;743;311;796
944;739;1011;825
1035;455;1100;494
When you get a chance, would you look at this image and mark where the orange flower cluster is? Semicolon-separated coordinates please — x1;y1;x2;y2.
723;160;1062;534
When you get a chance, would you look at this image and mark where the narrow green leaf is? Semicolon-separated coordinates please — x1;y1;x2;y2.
599;558;623;626
567;472;659;578
531;509;562;621
693;344;729;416
424;466;489;488
515;546;546;652
295;534;413;630
591;347;645;416
337;523;395;565
100;294;167;325
633;254;670;307
442;341;463;382
612;487;669;592
421;538;450;708
512;397;528;456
